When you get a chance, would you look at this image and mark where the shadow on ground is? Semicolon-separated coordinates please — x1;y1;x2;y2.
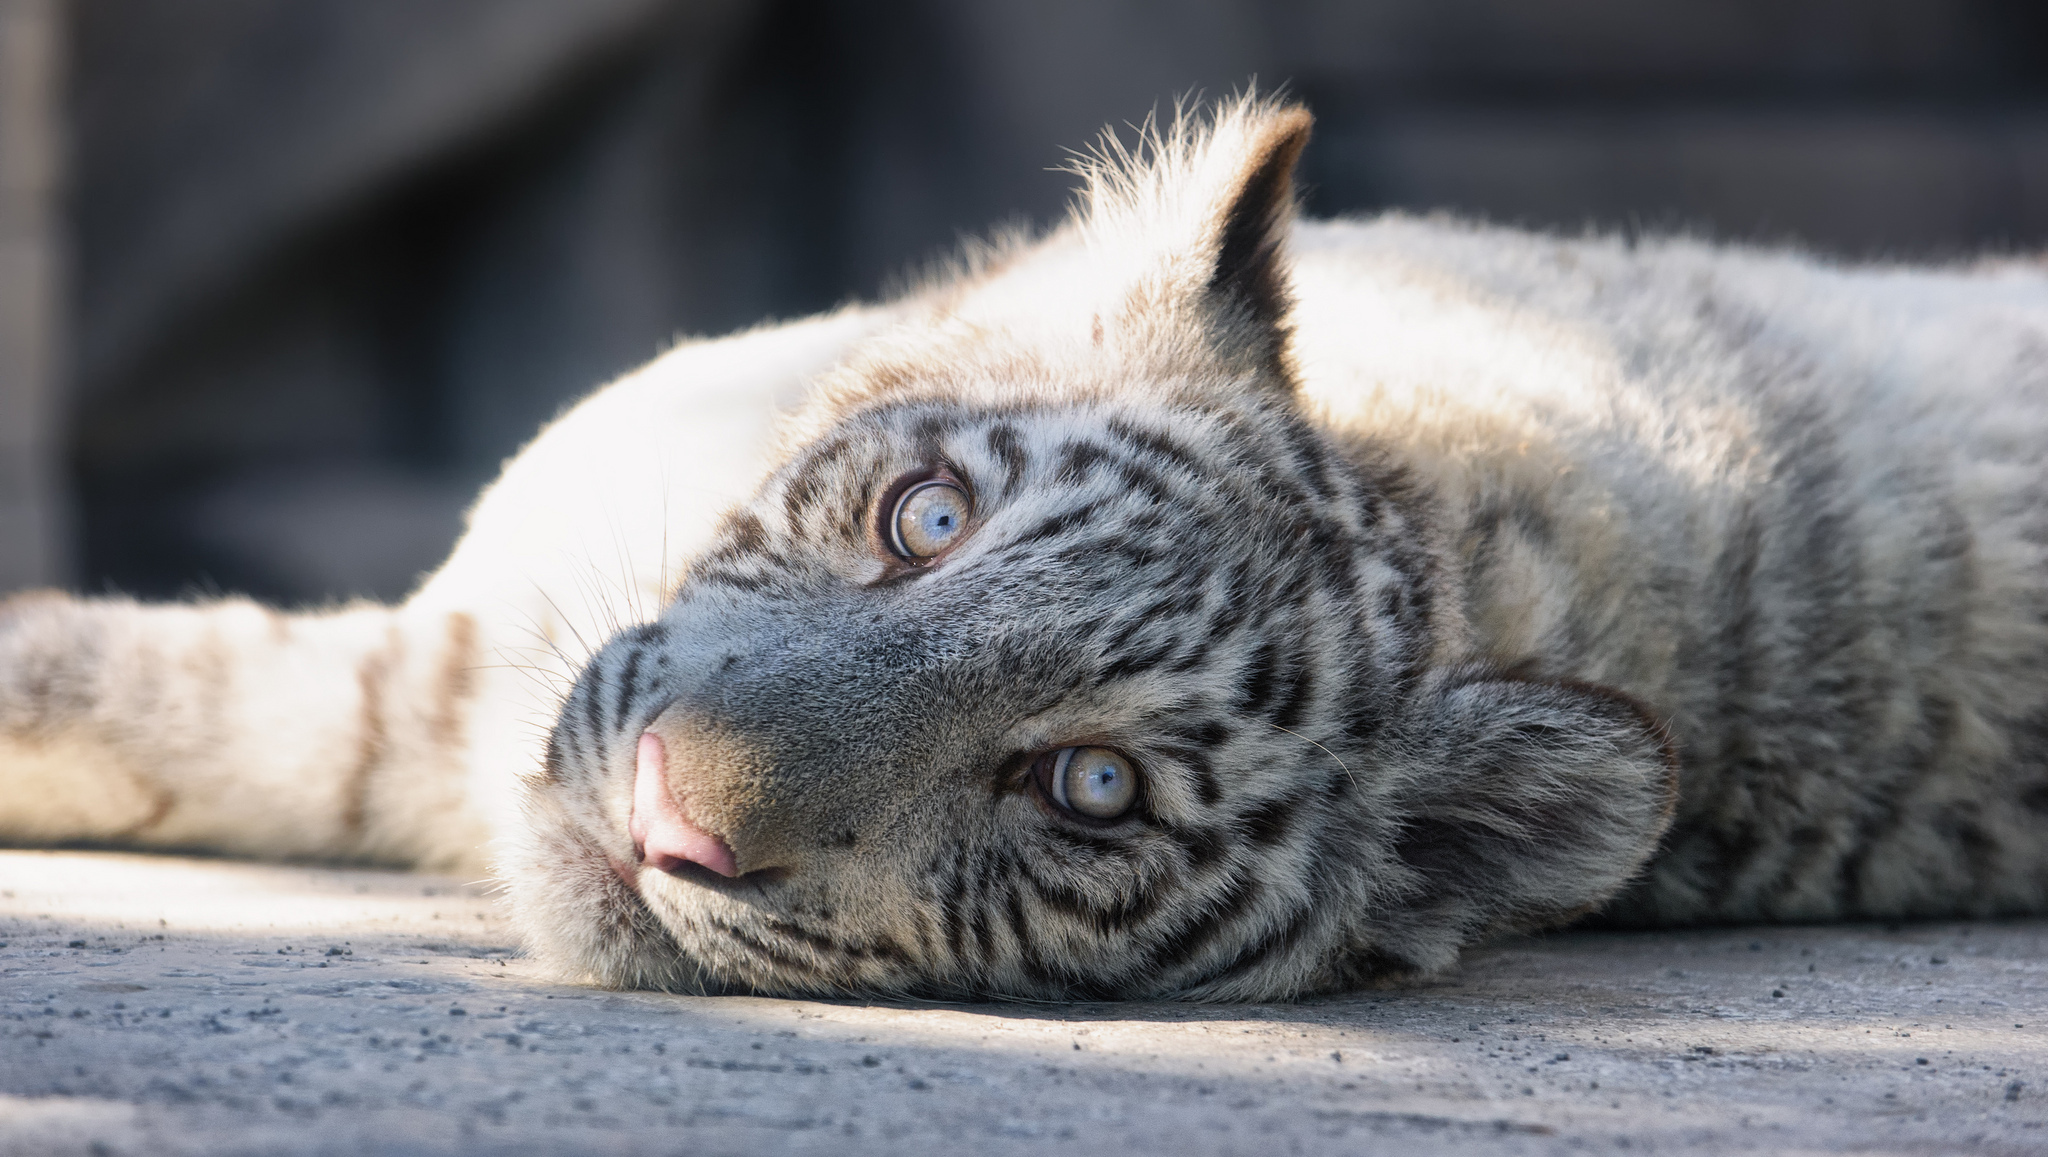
2;850;2044;1155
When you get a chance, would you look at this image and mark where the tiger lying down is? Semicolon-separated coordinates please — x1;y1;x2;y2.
7;97;2048;1001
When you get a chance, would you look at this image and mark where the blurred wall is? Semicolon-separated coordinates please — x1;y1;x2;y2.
0;0;63;593
24;0;2048;604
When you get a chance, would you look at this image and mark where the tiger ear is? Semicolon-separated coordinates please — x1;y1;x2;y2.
1073;97;1312;384
1200;103;1311;356
1377;672;1679;971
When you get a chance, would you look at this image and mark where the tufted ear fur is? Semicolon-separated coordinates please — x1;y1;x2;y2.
1376;672;1679;972
1069;95;1313;385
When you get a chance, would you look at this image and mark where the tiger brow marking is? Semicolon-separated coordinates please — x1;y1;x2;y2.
1053;440;1116;485
1008;501;1101;548
1110;457;1175;504
703;513;770;564
911;411;966;447
781;437;855;524
1104;417;1211;478
985;423;1029;498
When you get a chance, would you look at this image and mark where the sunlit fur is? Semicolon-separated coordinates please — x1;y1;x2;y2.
6;96;2048;1000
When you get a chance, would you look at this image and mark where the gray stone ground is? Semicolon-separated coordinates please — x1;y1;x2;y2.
2;850;2045;1156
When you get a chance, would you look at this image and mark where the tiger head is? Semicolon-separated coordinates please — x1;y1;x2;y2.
511;97;1676;1000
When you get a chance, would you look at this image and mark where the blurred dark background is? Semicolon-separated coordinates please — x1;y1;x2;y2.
1;0;2044;606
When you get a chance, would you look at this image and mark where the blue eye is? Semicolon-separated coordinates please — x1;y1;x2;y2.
890;480;972;559
1042;746;1140;820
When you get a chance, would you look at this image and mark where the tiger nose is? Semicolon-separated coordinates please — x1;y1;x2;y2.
629;731;738;878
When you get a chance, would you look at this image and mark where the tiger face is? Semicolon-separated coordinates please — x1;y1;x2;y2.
507;99;1676;1000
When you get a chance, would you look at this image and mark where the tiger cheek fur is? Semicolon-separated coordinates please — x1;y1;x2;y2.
506;100;1678;1000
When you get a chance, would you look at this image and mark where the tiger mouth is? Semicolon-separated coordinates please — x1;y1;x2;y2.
644;858;790;893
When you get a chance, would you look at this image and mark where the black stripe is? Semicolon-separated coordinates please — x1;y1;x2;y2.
1054;440;1115;485
1165;718;1233;748
1041;822;1131;857
613;645;644;735
938;845;971;962
1111;458;1175;505
579;675;607;766
909;897;940;964
781;438;853;524
1143;868;1262;971
1009;502;1099;547
1152;740;1223;808
1105;417;1211;479
1157;817;1230;867
968;858;999;964
712;513;769;561
1277;414;1338;502
912;412;965;452
1018;863;1165;935
1179;903;1319;991
1206;559;1258;639
1238;794;1300;846
691;569;774;591
1236;641;1282;715
707;918;810;974
1268;652;1316;731
760;918;913;967
1094;637;1178;687
1002;883;1052;981
986;424;1030;499
541;732;569;784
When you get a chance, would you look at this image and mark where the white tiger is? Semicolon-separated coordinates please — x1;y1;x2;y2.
6;96;2048;999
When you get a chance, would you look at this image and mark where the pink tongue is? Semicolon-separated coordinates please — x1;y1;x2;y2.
629;732;738;878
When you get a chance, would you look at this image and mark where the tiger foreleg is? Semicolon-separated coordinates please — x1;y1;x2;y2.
0;591;489;868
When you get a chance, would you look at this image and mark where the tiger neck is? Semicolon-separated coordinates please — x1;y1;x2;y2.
1315;387;1700;716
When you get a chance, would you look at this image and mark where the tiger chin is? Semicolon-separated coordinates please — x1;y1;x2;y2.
8;95;2048;1002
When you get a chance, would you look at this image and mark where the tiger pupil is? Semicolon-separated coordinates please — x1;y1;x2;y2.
890;479;972;559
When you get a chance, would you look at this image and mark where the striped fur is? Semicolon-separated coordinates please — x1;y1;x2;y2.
8;96;2048;1000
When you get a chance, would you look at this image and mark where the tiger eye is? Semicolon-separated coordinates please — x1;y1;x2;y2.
1045;746;1139;820
890;480;972;559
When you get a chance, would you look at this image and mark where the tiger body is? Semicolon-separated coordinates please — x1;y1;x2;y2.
5;100;2048;999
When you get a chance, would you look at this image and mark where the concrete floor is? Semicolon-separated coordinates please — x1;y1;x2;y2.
2;849;2044;1156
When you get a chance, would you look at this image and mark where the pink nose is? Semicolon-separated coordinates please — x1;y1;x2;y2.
629;732;738;878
